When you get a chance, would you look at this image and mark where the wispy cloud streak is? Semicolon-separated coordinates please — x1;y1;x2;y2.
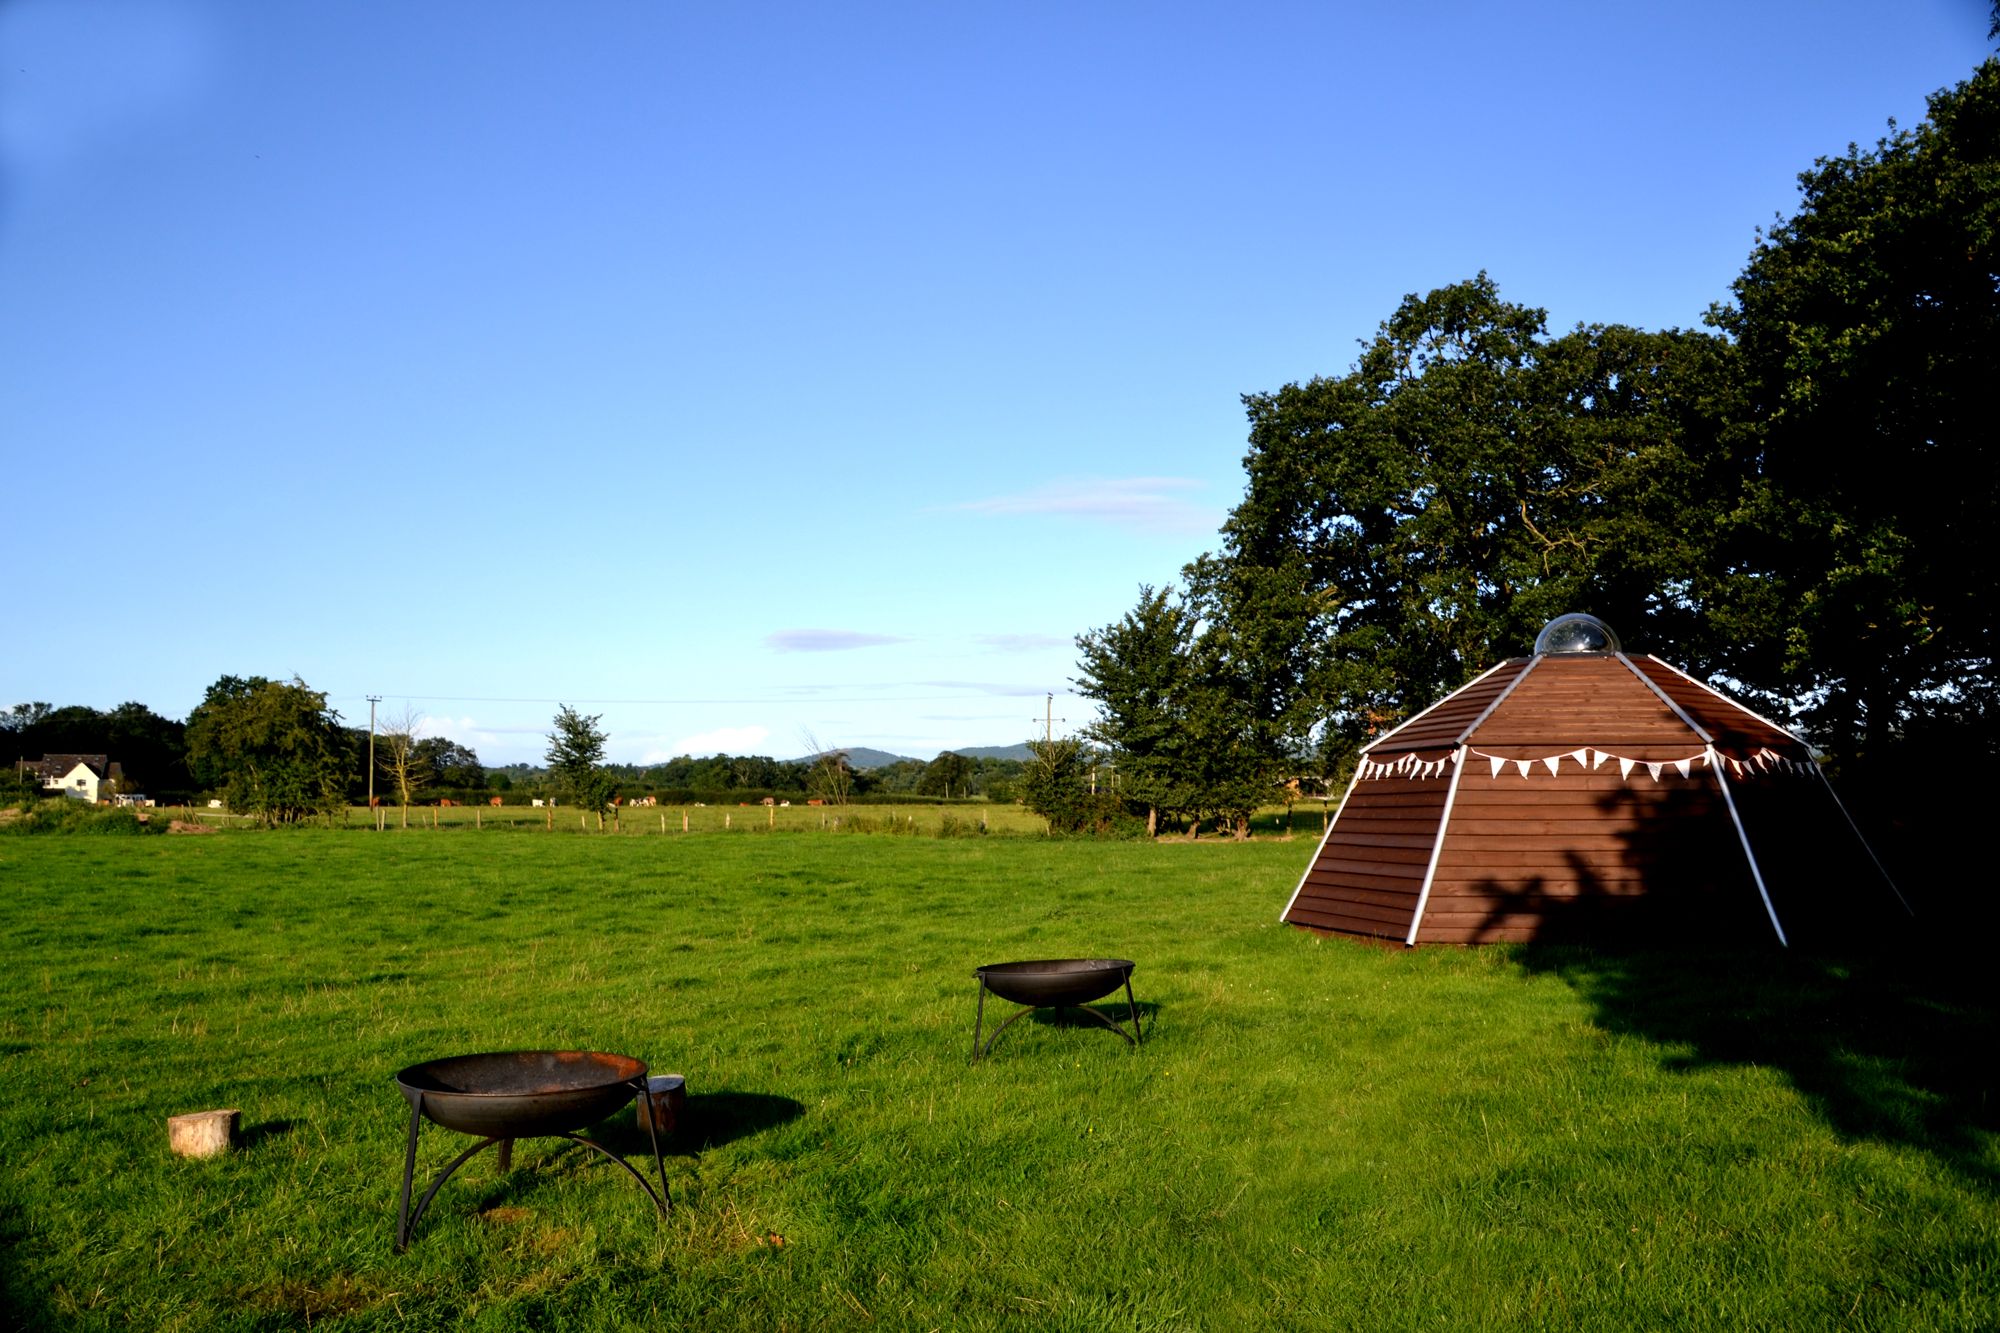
766;629;908;653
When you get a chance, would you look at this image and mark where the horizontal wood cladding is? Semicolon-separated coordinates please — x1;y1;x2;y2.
1625;657;1804;755
1289;647;1872;947
1467;657;1692;746
1285;902;1411;940
1283;774;1452;938
1367;661;1530;751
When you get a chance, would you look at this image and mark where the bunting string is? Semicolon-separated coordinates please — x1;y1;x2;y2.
1354;745;1811;783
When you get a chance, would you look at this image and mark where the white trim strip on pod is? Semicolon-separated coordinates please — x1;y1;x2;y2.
1279;762;1367;923
1404;746;1469;947
1713;761;1789;948
1363;658;1519;755
1641;654;1808;747
1447;655;1544;746
1616;653;1717;744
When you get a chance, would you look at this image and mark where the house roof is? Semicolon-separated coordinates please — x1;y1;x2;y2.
28;754;113;780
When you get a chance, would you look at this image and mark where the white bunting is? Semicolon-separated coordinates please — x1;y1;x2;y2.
1673;758;1693;778
1514;759;1533;778
1646;762;1664;781
1542;755;1563;777
1451;748;1464;766
1489;754;1507;779
1618;757;1636;779
1569;749;1590;768
1591;749;1611;769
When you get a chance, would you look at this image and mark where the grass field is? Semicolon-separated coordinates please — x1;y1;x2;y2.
1;832;1994;1330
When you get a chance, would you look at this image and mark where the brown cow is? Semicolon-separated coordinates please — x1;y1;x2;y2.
489;796;503;807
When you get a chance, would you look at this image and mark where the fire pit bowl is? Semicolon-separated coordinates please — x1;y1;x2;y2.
971;959;1142;1061
391;1049;667;1250
395;1050;647;1139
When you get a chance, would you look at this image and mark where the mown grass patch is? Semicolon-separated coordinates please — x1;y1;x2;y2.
0;834;1993;1330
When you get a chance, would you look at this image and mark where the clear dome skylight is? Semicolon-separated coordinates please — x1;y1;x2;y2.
1534;613;1622;655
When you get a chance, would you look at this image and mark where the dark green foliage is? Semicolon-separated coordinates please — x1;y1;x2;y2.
0;700;190;798
1017;737;1136;835
1074;584;1274;836
183;676;347;824
0;799;159;835
545;705;615;815
1187;276;1752;779
1712;57;2000;770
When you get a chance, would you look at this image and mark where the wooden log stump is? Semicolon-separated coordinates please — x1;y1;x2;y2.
168;1108;239;1158
636;1075;685;1136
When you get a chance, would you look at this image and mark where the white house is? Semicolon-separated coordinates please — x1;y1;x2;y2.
30;754;122;802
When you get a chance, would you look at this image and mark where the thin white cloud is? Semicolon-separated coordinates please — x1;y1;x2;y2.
766;629;908;653
653;724;772;761
950;476;1218;535
919;679;1057;698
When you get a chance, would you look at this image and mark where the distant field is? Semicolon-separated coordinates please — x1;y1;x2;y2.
154;799;1341;839
0;834;1992;1330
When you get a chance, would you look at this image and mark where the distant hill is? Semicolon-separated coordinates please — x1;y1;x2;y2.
790;744;1031;770
791;746;922;771
952;743;1033;762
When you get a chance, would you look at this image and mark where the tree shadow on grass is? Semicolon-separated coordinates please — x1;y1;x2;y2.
1473;778;1998;1194
1512;940;1999;1193
0;1200;54;1332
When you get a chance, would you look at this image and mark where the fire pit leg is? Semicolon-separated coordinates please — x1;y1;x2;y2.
632;1075;672;1214
974;1003;1038;1059
395;1094;424;1252
554;1134;669;1215
496;1138;513;1173
1124;973;1143;1045
400;1134;505;1251
1070;1004;1138;1046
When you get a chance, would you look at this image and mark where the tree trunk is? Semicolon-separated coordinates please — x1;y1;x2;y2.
1147;805;1157;838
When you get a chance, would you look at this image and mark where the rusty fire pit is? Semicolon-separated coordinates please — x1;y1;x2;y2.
971;959;1142;1061
392;1050;667;1250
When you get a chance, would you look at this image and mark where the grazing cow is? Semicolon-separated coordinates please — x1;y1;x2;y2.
438;799;455;807
532;798;545;808
489;796;503;807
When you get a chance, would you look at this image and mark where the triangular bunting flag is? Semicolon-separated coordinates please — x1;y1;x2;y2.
1514;759;1532;778
1618;757;1636;779
1542;755;1563;777
1569;749;1590;768
1673;758;1693;778
1451;748;1464;766
1591;749;1611;770
1645;762;1664;781
1488;754;1506;779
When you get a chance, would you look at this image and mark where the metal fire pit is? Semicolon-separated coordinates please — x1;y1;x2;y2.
971;959;1142;1061
392;1050;667;1250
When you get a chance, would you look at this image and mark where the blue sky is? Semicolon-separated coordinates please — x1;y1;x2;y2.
3;1;1989;765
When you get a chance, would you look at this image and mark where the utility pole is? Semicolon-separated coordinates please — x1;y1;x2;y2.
1038;693;1066;742
366;695;382;821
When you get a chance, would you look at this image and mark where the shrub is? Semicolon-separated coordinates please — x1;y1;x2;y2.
0;800;159;836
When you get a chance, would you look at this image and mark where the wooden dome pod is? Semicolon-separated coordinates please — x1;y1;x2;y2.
1281;616;1911;947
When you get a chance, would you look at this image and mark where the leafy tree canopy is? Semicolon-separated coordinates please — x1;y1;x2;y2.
1711;56;2000;766
545;705;614;814
184;676;347;824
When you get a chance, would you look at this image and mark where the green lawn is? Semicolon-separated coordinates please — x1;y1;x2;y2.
0;832;1993;1330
